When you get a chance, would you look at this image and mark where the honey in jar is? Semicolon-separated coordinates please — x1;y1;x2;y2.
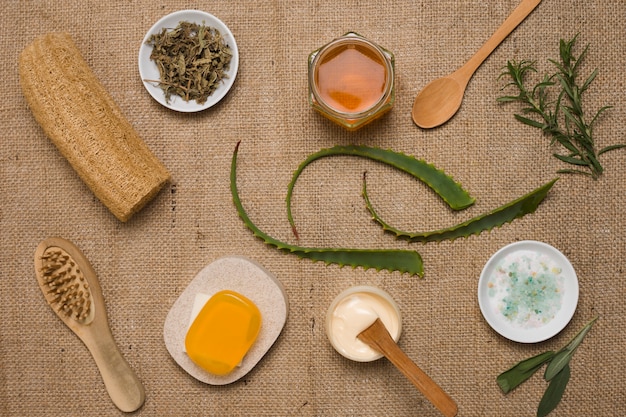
308;32;395;130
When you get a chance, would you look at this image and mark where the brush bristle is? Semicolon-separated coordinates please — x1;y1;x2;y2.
40;247;92;322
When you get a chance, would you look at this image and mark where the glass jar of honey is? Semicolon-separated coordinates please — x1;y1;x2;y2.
308;32;395;131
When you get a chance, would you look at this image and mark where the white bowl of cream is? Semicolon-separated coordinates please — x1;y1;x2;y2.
326;286;402;362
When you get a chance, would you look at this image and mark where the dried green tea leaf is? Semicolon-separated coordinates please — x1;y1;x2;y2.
145;21;233;104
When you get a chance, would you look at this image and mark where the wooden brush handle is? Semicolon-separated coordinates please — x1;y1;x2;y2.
35;237;145;412
83;325;146;413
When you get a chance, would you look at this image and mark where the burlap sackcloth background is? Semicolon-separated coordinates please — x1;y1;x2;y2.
1;1;625;416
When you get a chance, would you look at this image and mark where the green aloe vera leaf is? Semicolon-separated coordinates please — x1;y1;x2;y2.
537;364;571;417
363;177;558;243
230;142;424;276
287;145;475;238
497;351;556;394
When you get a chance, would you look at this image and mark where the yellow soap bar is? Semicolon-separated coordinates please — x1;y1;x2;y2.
185;290;262;375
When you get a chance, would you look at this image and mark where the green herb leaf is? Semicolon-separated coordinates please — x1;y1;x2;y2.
566;316;598;346
537;364;571;417
590;105;613;127
496;96;521;103
496;318;598;416
544;317;598;381
599;144;626;155
553;154;588;166
558;138;582;155
514;114;545;129
543;350;572;382
580;68;598;92
497;351;556;394
498;35;625;178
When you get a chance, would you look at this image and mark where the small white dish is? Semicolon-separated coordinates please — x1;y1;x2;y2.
478;240;579;343
138;10;239;112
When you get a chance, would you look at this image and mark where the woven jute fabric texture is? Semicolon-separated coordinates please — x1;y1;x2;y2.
1;1;625;416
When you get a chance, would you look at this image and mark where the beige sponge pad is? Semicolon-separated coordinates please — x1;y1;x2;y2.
18;33;170;222
163;256;289;385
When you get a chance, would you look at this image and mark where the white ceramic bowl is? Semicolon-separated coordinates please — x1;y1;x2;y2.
478;240;579;343
138;10;239;112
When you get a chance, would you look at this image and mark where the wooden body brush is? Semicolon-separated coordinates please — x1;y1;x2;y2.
34;237;145;412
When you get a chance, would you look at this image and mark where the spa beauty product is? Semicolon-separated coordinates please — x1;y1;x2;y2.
164;256;288;385
478;240;578;343
326;285;401;362
326;286;457;417
20;33;170;222
308;32;395;130
185;290;262;375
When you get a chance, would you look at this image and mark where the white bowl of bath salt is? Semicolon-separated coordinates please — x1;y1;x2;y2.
478;241;579;343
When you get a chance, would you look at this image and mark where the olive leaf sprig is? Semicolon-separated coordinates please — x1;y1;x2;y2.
497;317;598;417
498;35;625;179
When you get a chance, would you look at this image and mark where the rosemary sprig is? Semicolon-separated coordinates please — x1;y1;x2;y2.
496;317;598;417
498;35;625;179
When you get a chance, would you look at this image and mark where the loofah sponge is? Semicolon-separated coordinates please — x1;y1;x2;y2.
18;33;170;222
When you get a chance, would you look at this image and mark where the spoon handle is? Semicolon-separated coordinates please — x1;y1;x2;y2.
457;0;542;80
358;319;458;417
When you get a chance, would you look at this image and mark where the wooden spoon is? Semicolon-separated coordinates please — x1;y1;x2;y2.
411;0;542;129
358;318;458;417
35;237;145;412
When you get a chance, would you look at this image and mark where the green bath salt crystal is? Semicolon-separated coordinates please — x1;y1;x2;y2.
487;251;564;328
